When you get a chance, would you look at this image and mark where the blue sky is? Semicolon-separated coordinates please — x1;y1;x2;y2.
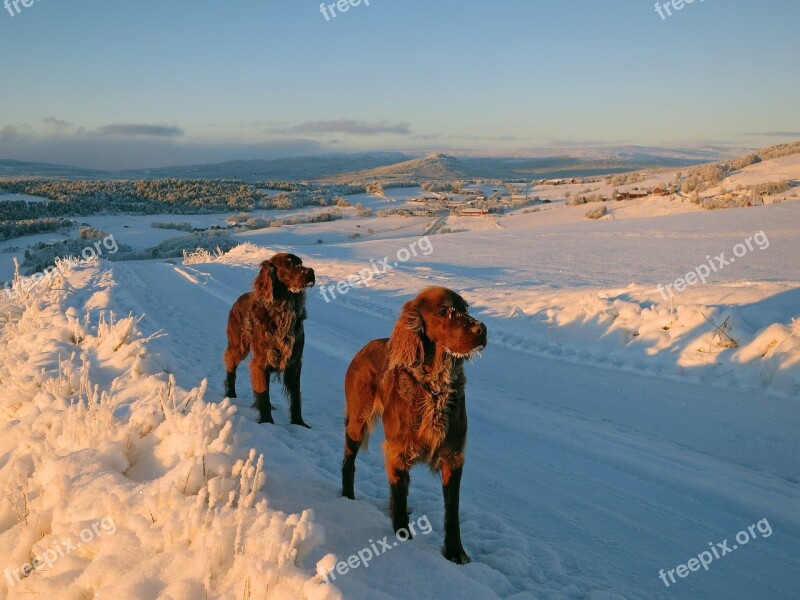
1;0;798;169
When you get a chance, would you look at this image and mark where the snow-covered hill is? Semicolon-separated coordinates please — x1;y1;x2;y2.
1;187;799;599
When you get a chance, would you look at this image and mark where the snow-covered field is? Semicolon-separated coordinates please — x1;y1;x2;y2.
1;188;799;598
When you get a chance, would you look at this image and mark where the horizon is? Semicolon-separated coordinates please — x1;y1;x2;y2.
0;145;775;175
1;0;799;170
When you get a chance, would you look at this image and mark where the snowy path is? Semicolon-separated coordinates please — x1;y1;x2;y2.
105;258;800;599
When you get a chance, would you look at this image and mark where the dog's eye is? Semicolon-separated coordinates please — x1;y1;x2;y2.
437;307;449;317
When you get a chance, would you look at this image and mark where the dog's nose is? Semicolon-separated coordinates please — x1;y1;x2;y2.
471;321;486;336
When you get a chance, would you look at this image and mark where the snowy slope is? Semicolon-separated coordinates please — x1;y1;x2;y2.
1;198;799;599
0;259;334;600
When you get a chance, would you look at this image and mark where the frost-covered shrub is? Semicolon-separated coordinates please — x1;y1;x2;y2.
22;237;131;275
0;288;328;598
585;206;608;219
571;193;604;206
700;197;749;210
151;221;193;232
79;225;109;239
244;217;269;229
183;247;227;265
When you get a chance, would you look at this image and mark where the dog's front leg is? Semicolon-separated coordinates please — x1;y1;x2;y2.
385;449;411;535
250;358;274;424
441;461;470;564
224;368;237;398
284;343;309;428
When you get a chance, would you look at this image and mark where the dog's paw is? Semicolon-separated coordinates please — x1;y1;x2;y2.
442;546;471;564
392;521;411;538
258;415;275;425
291;419;311;429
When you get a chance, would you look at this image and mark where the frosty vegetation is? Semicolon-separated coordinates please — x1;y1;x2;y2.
0;262;329;598
585;206;608;219
18;232;236;276
0;217;73;242
151;221;195;232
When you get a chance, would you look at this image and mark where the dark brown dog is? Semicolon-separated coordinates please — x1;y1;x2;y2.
341;286;487;563
223;253;315;426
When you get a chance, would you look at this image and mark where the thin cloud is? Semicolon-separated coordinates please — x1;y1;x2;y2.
0;127;325;170
98;123;185;137
411;133;443;141
544;138;613;147
42;117;73;128
411;133;520;143
291;119;411;136
738;131;800;138
0;125;34;144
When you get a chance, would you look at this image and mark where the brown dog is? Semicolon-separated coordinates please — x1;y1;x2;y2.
223;253;315;426
341;286;487;563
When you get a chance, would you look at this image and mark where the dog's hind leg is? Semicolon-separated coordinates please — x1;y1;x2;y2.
223;368;238;398
342;364;378;499
223;329;248;399
342;399;382;499
341;421;362;500
385;448;412;535
250;356;274;424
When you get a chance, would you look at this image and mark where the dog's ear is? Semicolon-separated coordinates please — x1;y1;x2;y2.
388;298;425;369
254;260;276;301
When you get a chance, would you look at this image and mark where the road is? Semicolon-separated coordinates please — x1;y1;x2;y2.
108;258;800;599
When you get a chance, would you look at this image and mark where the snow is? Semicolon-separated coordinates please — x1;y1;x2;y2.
0;261;333;600
721;153;800;188
1;170;799;598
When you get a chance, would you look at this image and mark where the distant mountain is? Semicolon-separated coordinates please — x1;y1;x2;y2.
123;152;413;181
0;153;417;182
323;149;728;183
0;159;108;179
0;145;766;183
446;145;742;162
325;153;498;182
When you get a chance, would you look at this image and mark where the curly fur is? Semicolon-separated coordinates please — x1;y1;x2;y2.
386;297;425;369
223;253;314;426
341;286;488;564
